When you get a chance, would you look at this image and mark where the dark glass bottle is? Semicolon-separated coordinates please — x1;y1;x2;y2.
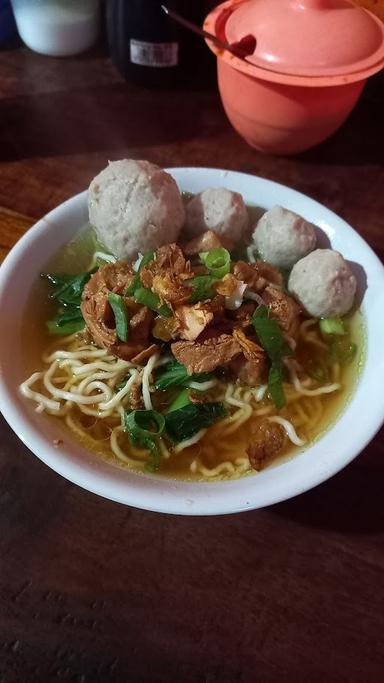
107;0;210;87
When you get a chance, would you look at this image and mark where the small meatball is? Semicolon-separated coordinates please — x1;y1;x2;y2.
252;205;316;269
288;249;357;318
88;159;185;261
185;188;248;248
247;420;286;471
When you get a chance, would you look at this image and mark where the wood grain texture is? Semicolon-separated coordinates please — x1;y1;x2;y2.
0;46;383;683
0;207;33;262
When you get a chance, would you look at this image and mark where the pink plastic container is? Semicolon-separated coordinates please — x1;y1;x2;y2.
204;0;384;155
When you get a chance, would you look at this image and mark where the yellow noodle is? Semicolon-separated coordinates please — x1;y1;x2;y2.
20;307;358;479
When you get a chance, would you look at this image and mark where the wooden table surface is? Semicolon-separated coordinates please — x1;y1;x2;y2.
0;45;384;683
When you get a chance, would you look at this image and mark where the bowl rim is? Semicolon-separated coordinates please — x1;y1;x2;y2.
0;167;384;516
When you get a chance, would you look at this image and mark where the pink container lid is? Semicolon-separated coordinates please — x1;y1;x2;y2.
204;0;384;86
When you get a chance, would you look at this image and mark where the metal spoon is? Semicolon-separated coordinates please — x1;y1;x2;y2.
161;5;256;62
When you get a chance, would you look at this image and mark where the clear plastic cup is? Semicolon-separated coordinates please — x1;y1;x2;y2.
10;0;100;57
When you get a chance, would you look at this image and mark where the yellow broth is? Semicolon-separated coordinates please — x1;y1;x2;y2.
21;225;365;481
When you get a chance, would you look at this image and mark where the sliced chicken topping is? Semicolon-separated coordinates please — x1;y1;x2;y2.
128;375;144;410
232;328;265;363
171;333;242;374
152;315;181;342
183;230;224;256
215;273;242;297
140;243;193;307
231;328;267;385
233;260;283;292
262;285;301;340
247;419;286;471
228;301;256;328
228;357;266;386
81;261;153;361
131;343;159;365
175;303;214;341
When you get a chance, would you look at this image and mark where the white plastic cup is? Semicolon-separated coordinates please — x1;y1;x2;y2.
10;0;100;57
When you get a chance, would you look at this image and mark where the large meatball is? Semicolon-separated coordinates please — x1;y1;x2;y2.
252;205;316;270
288;249;357;318
185;188;248;248
88;159;185;261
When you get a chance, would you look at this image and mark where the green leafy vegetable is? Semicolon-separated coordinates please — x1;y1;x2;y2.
43;272;92;305
134;287;172;317
252;306;292;360
108;292;129;342
165;402;226;443
187;275;217;304
124;409;165;471
46;310;85;336
125;251;155;296
320;317;345;336
200;247;231;279
327;338;357;367
166;387;191;413
154;360;212;391
252;305;292;409
42;269;95;336
267;363;286;411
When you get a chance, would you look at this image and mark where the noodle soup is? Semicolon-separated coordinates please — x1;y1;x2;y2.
20;224;364;482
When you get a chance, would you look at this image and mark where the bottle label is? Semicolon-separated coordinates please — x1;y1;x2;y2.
130;39;178;68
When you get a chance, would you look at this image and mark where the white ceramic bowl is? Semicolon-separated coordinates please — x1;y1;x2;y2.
1;168;383;515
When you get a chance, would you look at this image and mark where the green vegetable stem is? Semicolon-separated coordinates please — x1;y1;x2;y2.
108;292;129;342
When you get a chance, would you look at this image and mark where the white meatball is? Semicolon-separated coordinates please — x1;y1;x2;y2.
88;159;185;261
252;205;316;269
185;188;248;248
288;249;357;318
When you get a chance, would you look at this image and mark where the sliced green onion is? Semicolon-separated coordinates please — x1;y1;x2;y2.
108;292;129;342
125;274;140;297
125;251;155;296
187;275;217;304
166;387;191;414
199;247;231;279
320;317;345;336
138;250;155;270
134;287;172;317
